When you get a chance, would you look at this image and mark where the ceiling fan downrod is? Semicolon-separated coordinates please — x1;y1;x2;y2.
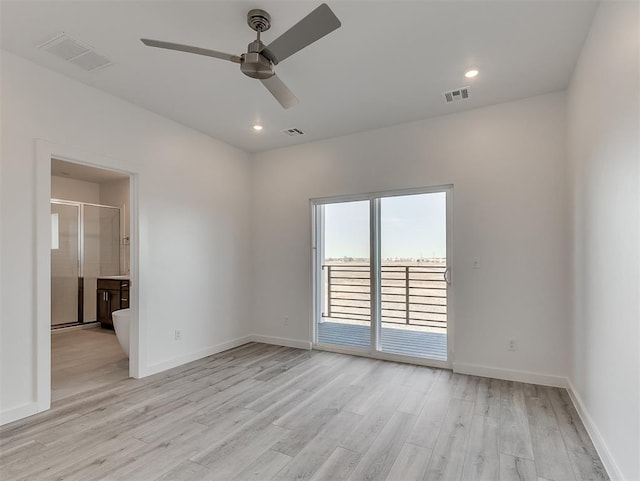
241;9;275;80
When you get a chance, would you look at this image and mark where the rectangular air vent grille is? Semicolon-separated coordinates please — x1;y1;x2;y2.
442;86;470;103
282;128;305;136
69;51;111;71
38;33;112;71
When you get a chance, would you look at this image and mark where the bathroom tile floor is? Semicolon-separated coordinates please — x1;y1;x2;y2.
51;327;129;402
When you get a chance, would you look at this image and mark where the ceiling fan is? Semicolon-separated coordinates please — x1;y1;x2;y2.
141;3;341;109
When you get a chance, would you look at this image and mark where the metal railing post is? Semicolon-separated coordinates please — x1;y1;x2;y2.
405;266;410;325
327;265;332;318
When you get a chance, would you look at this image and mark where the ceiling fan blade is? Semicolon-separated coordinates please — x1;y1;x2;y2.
141;38;241;64
261;75;299;109
263;3;341;64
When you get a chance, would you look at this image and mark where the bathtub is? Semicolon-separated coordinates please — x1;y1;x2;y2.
112;308;131;358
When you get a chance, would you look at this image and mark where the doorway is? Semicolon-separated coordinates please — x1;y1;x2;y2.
312;186;452;366
49;157;133;401
29;140;140;418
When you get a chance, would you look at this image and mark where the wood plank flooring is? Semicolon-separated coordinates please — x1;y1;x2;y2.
1;342;608;481
51;327;129;402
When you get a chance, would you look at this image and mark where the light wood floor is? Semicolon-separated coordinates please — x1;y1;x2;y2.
51;327;129;402
1;342;608;481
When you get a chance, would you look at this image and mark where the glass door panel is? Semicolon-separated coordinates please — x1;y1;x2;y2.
314;188;450;364
83;205;120;322
379;193;448;360
316;200;371;350
51;202;80;326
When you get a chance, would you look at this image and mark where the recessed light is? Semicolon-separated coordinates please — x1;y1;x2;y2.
465;69;479;78
253;124;263;131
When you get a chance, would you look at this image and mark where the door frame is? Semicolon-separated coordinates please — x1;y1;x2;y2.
310;184;453;369
35;139;140;416
50;199;122;325
50;201;82;325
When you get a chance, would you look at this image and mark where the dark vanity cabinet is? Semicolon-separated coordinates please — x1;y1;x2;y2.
97;278;130;329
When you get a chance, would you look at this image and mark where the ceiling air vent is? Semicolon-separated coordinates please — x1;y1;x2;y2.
442;86;470;103
38;33;112;71
282;127;305;137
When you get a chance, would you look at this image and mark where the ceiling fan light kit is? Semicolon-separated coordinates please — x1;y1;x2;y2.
141;3;341;109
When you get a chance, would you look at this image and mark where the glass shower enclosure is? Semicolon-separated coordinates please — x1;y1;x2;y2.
51;200;121;327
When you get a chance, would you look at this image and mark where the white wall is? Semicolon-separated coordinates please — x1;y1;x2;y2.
51;176;100;204
0;51;253;423
567;2;640;480
251;91;570;383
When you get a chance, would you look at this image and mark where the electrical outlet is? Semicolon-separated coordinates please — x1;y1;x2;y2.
473;257;481;269
508;338;517;351
174;330;182;341
283;316;289;326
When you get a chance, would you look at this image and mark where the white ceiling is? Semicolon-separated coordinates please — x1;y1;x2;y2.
51;158;129;184
1;1;597;153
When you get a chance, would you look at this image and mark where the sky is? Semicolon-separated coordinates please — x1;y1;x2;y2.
323;192;446;259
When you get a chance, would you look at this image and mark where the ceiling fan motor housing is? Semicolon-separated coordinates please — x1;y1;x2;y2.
240;39;274;79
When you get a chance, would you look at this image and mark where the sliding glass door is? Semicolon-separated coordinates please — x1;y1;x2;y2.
313;187;451;364
315;200;371;351
379;193;448;360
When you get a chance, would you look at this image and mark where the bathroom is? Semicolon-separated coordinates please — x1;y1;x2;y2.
50;158;132;400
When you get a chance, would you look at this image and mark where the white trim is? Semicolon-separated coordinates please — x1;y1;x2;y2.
313;342;451;369
444;187;454;363
566;379;623;481
370;198;381;352
309;185;454;367
0;402;41;426
35;140;53;413
251;335;312;350
50;199;121;210
127;173;141;378
34;139;141;416
310;184;455;205
452;362;567;388
141;336;254;377
309;203;322;347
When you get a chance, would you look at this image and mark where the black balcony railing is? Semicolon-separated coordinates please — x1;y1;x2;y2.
322;264;447;330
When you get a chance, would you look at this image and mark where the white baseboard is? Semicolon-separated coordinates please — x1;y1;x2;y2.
137;334;311;378
0;402;41;426
566;379;624;481
141;335;253;377
249;334;312;350
452;362;567;388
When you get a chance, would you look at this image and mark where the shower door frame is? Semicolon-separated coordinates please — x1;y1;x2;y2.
50;199;122;326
